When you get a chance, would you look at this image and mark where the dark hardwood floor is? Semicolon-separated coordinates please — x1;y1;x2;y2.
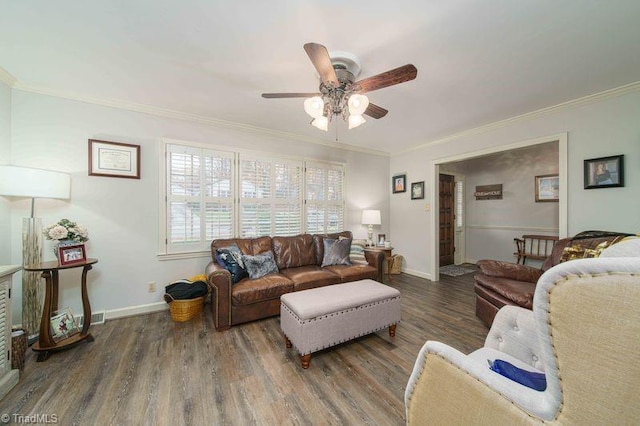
1;270;488;425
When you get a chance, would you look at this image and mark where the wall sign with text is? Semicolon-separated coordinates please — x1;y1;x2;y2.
474;184;503;200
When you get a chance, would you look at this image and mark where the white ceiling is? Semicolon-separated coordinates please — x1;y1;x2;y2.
2;1;640;154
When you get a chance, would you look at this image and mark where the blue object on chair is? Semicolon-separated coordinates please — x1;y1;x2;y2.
488;359;547;391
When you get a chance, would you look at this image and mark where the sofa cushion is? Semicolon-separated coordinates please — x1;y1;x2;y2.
273;234;317;270
323;264;378;282
349;238;368;265
313;231;353;265
242;251;279;279
280;265;342;291
232;274;293;306
474;274;536;309
321;238;352;267
214;244;248;284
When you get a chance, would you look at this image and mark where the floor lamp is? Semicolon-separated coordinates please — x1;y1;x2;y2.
0;166;70;341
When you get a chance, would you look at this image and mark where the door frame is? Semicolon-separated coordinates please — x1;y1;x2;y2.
428;133;568;281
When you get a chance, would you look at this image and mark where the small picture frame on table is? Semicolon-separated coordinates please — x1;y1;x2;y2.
411;181;425;200
58;244;87;266
392;174;406;193
584;155;624;189
50;307;80;342
377;234;386;246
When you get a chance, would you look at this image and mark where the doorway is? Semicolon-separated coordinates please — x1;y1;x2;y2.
439;173;455;266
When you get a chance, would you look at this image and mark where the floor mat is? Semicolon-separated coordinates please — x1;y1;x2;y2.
439;264;477;277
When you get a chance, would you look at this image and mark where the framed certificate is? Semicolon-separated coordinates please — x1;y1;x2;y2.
89;139;140;179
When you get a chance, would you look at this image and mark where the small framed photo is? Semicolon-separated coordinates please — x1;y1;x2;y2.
377;234;386;246
89;139;141;179
535;174;559;202
50;307;80;342
584;155;624;189
58;244;87;266
392;174;406;193
411;181;425;200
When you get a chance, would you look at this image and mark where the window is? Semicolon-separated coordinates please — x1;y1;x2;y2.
239;156;303;237
305;162;345;234
455;180;464;229
166;144;234;253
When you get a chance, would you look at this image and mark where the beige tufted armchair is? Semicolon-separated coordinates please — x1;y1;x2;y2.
405;256;640;425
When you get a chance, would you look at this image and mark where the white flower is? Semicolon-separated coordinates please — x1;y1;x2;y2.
47;225;69;240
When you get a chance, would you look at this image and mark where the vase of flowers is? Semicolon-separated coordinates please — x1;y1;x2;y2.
43;219;89;258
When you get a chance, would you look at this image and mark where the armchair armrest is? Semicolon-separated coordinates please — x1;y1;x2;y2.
364;250;385;282
476;259;542;283
205;260;232;331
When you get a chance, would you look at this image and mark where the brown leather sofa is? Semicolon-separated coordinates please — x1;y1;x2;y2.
474;231;630;327
205;231;384;331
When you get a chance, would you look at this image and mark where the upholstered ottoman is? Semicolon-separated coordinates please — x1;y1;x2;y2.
280;279;401;368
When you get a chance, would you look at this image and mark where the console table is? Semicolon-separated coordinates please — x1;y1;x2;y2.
23;258;98;361
365;247;394;282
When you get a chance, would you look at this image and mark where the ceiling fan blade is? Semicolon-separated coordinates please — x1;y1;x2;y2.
364;103;388;119
303;43;338;86
355;64;417;93
262;92;321;99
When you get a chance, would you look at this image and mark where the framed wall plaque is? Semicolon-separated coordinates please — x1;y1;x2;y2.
89;139;140;179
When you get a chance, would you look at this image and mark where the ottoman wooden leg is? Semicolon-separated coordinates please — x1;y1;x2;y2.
300;354;311;369
284;335;292;348
389;323;397;337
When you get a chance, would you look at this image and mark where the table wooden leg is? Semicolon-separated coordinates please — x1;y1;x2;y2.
300;354;311;369
38;271;56;349
80;264;93;335
389;323;397;337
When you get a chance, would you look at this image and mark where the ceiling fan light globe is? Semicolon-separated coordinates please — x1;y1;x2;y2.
312;116;329;131
348;114;366;129
348;94;369;116
304;96;325;118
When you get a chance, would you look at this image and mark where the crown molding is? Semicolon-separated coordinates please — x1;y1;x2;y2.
396;80;640;156
11;82;389;157
0;66;17;87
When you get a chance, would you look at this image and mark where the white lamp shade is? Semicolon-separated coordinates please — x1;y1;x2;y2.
348;114;366;129
0;166;70;199
348;94;369;116
311;116;329;131
304;96;325;118
361;209;381;225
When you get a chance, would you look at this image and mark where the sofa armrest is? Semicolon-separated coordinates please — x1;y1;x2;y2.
484;306;543;370
476;259;542;283
205;260;232;331
364;250;385;282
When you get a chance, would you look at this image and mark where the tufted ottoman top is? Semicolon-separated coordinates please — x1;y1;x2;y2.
280;279;400;320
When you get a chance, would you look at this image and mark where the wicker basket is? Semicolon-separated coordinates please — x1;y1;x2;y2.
164;294;206;322
11;328;28;370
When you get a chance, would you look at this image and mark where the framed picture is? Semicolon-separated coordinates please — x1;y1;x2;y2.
584;155;624;189
411;181;425;200
50;307;80;342
377;234;386;246
535;174;559;202
392;174;406;193
58;244;87;266
89;139;141;179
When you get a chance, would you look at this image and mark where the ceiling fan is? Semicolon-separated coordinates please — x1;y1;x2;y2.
262;42;417;131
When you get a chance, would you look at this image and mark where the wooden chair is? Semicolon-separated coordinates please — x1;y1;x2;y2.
514;235;558;264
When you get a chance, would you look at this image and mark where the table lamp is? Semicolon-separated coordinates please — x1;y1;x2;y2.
361;209;381;247
0;166;70;340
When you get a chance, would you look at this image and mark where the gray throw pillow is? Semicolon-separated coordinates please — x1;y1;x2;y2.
321;238;352;267
241;251;279;279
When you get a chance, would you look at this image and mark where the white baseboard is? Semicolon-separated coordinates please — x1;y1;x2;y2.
400;268;433;281
105;302;168;321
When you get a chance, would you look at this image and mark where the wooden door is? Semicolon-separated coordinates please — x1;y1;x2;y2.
439;173;455;266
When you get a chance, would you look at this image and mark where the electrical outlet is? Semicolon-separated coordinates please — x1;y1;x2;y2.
147;282;157;293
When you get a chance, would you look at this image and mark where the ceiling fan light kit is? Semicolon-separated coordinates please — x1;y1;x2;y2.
262;42;417;133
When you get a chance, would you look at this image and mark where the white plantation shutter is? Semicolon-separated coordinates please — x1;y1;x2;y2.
0;282;7;373
455;180;464;229
305;162;345;233
166;144;234;252
240;156;302;237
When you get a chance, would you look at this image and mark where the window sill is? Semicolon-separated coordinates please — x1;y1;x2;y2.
157;250;210;261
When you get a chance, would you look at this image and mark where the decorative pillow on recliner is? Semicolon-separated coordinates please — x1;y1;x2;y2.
215;244;248;284
241;251;279;279
321;238;352;267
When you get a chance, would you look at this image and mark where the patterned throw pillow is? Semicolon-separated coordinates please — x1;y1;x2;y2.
349;239;368;265
241;251;279;279
215;244;248;284
321;238;352;267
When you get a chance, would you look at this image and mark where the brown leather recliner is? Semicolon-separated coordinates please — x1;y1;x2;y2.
474;231;631;327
